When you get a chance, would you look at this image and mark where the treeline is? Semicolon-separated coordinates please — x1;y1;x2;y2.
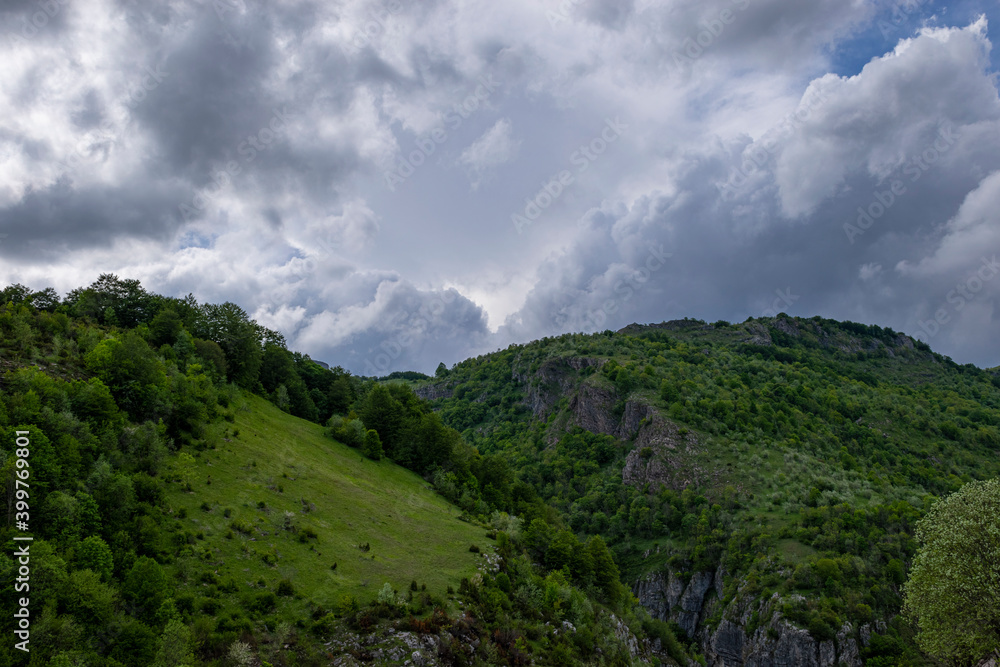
0;276;664;666
0;276;357;427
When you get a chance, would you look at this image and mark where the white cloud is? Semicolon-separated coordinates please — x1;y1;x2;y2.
3;1;1000;372
458;117;520;189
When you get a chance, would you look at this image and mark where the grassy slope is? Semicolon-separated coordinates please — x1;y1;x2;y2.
164;392;484;619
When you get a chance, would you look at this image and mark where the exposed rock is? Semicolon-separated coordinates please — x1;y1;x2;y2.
818;640;835;667
773;318;800;337
414;383;454;401
667;571;686;610
513;356;603;418
714;563;726;600
858;623;871;647
634;569;715;639
836;623;862;667
742;322;772;346
621;411;699;490
677;572;715;637
710;620;744;665
610;614;642;658
895;333;915;350
634;572;670;620
975;654;999;667
639;570;870;667
570;384;619;435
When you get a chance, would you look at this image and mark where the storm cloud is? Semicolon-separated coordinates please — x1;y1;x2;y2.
1;0;998;372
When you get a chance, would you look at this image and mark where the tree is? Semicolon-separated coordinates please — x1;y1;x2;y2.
66;274;157;327
326;367;355;416
193;302;264;389
149;308;183;347
84;331;168;420
360;384;404;454
76;536;114;582
123;556;169;622
363;429;384;461
586;535;622;602
903;478;1000;664
153;620;194;667
435;362;449;378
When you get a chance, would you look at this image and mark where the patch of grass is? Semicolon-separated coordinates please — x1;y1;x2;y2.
164;392;483;621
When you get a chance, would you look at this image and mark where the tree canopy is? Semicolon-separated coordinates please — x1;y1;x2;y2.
903;478;1000;664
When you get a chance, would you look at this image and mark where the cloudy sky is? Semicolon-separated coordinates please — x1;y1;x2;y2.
2;0;999;374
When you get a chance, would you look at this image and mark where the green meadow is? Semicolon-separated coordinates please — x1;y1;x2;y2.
164;393;484;620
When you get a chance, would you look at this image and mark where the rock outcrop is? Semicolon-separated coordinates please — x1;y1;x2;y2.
414;383;455;401
635;570;866;667
511;356;604;419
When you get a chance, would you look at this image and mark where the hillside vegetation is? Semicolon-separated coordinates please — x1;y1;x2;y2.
414;316;1000;664
2;275;998;665
0;277;680;667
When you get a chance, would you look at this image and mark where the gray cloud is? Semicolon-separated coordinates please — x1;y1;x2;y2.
1;0;998;373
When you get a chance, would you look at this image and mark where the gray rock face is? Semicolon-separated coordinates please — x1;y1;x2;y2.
638;569;870;667
742;322;773;346
570;384;619;435
836;623;862;667
773;318;800;337
414;383;454;401
609;614;642;658
634;570;715;639
678;572;715;636
512;355;604;419
818;640;835;667
634;572;671;620
711;620;744;665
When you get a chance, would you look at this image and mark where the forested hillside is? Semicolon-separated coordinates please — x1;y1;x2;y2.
413;317;1000;665
0;276;683;667
2;277;998;665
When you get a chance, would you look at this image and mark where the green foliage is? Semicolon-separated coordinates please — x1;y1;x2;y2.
903;478;1000;664
76;536;114;581
4;280;1000;664
363;428;384;461
152;619;194;667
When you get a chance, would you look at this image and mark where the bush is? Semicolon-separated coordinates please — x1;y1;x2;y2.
249;592;277;614
276;579;295;596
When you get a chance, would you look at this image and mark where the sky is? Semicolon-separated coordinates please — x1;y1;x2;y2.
1;0;999;375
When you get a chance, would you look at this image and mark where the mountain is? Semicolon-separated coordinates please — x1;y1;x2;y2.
414;316;1000;665
3;276;998;665
0;277;683;667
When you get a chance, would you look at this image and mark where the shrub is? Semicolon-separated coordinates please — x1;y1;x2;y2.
276;579;295;596
249;592;276;614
